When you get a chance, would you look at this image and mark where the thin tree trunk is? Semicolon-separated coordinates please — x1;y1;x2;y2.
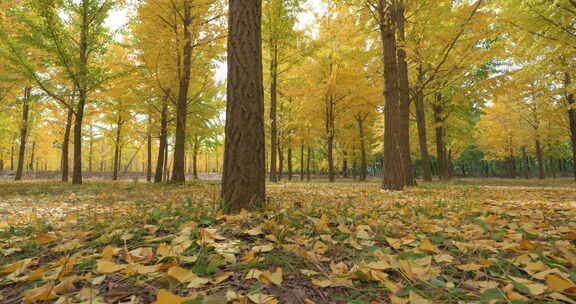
357;115;368;182
379;0;404;190
154;97;168;183
89;122;93;172
61;107;73;182
278;145;283;181
171;0;193;184
222;0;266;213
193;135;199;179
326;95;336;183
147;113;152;182
287;147;293;181
113;115;122;181
433;100;450;181
10;136;15;171
164;138;169;181
395;2;415;186
415;87;432;181
300;143;305;181
15;87;31;181
535;139;545;179
29;141;35;171
522;146;530;179
306;147;311;182
269;42;279;183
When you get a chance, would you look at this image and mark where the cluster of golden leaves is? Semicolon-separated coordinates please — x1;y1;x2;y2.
0;181;575;304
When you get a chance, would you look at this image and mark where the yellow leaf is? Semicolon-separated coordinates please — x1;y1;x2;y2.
419;238;439;253
456;264;484;271
167;266;197;283
96;260;126;274
155;289;196;304
260;268;283;286
311;277;332;288
546;274;575;292
36;232;58;244
252;244;274;253
247;293;277;304
211;271;233;284
23;283;57;304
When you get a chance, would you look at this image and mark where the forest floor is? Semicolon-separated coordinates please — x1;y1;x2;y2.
0;179;575;304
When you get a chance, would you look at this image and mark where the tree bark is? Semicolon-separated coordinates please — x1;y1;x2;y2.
15;87;31;181
29;141;35;171
535;139;545;179
222;0;266;214
193;135;199;179
171;0;193;184
146;113;152;182
61;107;73;182
306;147;311;182
72;0;89;185
154;96;168;183
88;122;93;172
415;87;432;181
10;136;15;171
522;146;530;179
287;147;293;181
357;115;368;182
394;1;415;186
379;1;404;190
565;72;576;181
269;42;279;182
113;115;122;181
432;99;450;181
326;95;336;183
300;143;305;181
278;144;283;181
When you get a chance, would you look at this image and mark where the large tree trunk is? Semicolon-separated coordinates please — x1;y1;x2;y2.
72;0;89;185
113;115;122;181
395;2;415;186
432;100;450;181
269;43;279;183
357;115;368;182
171;0;193;184
61;107;73;182
565;72;576;181
535;139;545;179
379;1;404;190
415;86;432;181
15;88;31;181
154;97;168;183
222;0;266;214
287;147;293;181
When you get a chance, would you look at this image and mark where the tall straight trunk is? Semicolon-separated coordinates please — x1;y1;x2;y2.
15;87;31;181
29;141;35;171
379;1;404;190
278;145;283;181
72;0;89;185
222;0;266;213
61;108;73;182
193;135;199;179
432;100;450;181
269;43;279;182
357;115;368;182
146;114;152;182
154;97;168;183
522;146;530;179
10;136;14;171
300;143;305;181
326;95;336;183
535;139;545;179
113;115;122;181
565;72;576;181
306;147;311;182
89;122;93;172
395;2;415;186
0;151;3;171
172;0;193;184
342;157;348;178
287;147;293;181
415;89;432;182
164;137;169;181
